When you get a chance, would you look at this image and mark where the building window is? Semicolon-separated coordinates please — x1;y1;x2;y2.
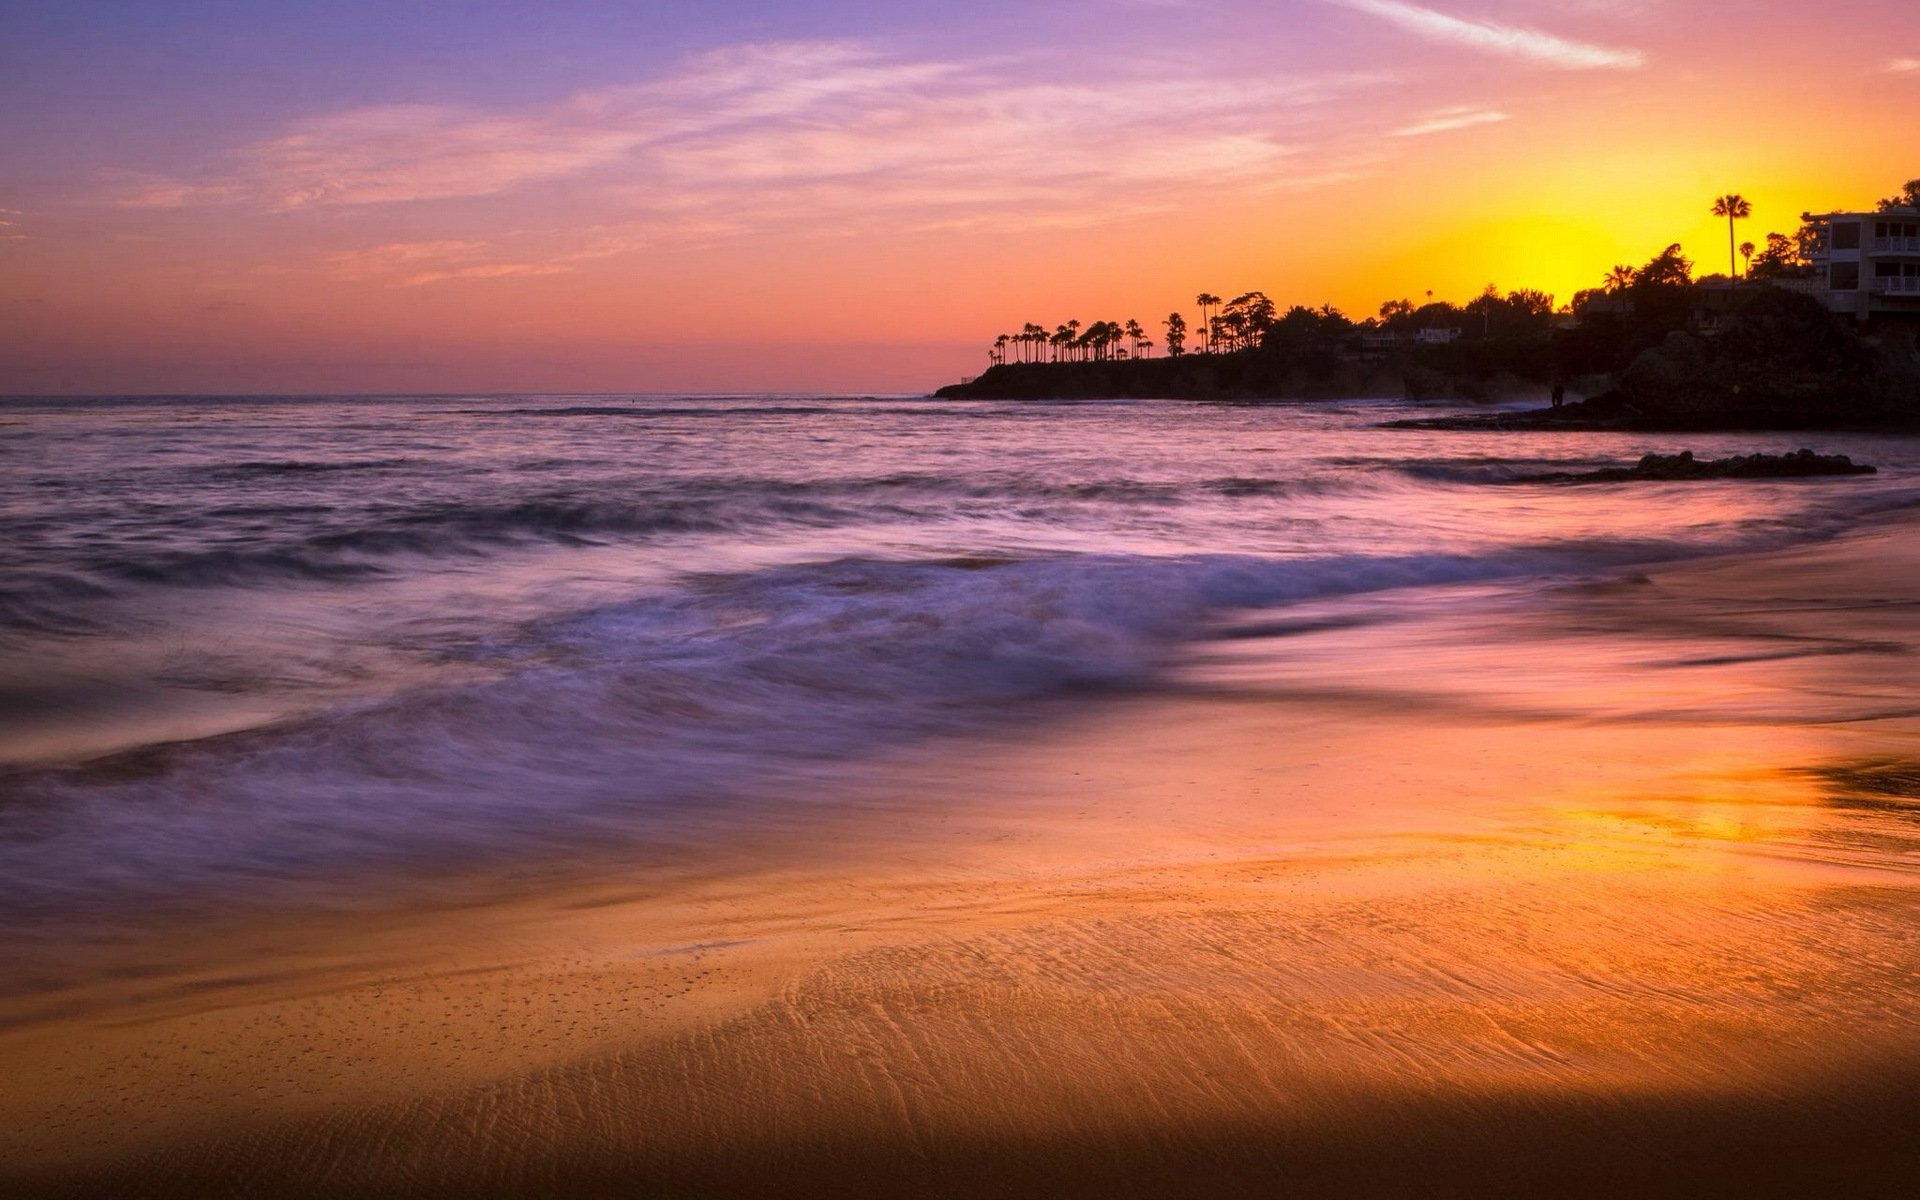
1832;222;1861;250
1831;262;1860;289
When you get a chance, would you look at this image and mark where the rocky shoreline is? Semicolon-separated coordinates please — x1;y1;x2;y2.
1382;388;1917;434
1513;449;1876;484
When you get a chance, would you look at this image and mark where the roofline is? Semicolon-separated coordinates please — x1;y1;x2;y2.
1803;207;1920;220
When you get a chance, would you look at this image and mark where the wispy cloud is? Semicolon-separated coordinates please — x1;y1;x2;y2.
1889;57;1920;74
116;103;651;210
321;240;575;287
0;207;27;241
115;41;1366;218
1390;106;1510;136
1329;0;1645;70
111;40;1392;283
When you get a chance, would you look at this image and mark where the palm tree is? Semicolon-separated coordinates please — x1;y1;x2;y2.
1163;312;1187;357
1124;319;1146;359
1739;240;1755;279
1711;194;1752;284
1024;322;1046;362
993;334;1010;366
1603;264;1636;293
1194;294;1221;353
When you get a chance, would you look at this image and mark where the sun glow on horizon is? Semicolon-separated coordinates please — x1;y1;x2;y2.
1;0;1914;392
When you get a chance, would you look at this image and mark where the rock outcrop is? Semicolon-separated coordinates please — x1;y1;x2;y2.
1516;449;1876;484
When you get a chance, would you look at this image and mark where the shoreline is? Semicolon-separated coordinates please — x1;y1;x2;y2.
6;516;1920;1197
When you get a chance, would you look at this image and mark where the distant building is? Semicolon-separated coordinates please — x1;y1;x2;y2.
1801;206;1920;322
1413;327;1463;345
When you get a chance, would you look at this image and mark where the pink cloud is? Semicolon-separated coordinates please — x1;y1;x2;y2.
112;41;1371;232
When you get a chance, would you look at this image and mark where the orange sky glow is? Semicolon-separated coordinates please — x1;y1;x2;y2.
1;0;1915;394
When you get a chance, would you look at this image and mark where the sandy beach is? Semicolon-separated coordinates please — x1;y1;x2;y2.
4;512;1919;1198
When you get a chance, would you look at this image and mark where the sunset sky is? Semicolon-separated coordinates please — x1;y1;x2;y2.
3;0;1915;394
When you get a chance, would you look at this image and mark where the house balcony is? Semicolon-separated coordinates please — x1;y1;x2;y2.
1873;276;1920;294
1873;236;1920;254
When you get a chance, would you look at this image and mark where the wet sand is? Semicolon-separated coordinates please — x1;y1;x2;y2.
5;520;1920;1198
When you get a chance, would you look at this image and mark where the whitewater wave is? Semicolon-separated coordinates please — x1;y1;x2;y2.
0;472;1414;605
0;546;1637;924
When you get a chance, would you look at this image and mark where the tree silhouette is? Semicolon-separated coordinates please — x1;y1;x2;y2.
993;334;1010;366
1216;292;1274;351
1506;289;1554;318
1749;231;1810;280
1603;264;1637;292
1636;243;1693;290
1124;318;1147;359
1712;194;1752;283
1377;299;1415;326
1195;293;1221;353
1740;241;1755;278
1164;312;1188;357
1876;178;1920;211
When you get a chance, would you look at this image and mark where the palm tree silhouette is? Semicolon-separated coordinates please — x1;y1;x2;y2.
1739;241;1755;279
1023;323;1046;362
1124;319;1146;359
1603;265;1636;293
1195;294;1221;353
1164;312;1187;357
1712;194;1752;284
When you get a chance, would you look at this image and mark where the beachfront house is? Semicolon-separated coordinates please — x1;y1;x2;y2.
1799;206;1920;323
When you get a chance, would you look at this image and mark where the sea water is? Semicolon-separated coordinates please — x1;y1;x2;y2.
2;393;1915;926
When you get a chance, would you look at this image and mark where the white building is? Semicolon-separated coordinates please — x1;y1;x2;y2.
1802;206;1920;322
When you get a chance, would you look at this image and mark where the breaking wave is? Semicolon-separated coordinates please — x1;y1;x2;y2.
0;545;1642;922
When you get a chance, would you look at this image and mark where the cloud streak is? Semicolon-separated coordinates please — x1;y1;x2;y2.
321;240;579;287
1390;106;1510;136
1889;57;1919;74
1330;0;1644;70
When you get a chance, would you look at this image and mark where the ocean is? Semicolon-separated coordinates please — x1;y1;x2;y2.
3;392;1916;931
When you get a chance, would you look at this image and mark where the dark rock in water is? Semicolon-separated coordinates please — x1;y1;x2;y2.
1517;448;1876;484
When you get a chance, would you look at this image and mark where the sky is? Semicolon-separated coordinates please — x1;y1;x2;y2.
2;0;1915;394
